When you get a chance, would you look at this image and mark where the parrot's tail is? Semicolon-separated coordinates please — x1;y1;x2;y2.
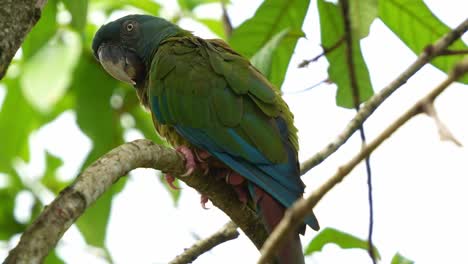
253;186;305;264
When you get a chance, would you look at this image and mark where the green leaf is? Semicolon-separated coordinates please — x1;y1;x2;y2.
391;252;414;264
22;0;58;59
177;0;219;11
41;152;67;194
44;249;65;264
0;79;41;169
350;0;378;39
229;0;310;88
379;0;468;83
196;18;226;39
0;187;25;240
62;0;88;32
304;227;380;259
251;29;299;79
318;0;374;108
71;55;124;248
21;30;81;113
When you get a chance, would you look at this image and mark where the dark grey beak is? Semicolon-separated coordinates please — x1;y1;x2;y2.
97;44;143;85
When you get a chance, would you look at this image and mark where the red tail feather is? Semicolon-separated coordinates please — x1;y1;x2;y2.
255;186;305;264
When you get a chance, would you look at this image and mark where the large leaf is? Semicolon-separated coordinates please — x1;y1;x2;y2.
22;0;58;59
318;0;374;108
379;0;468;83
71;55;125;248
62;0;88;32
0;78;41;169
251;29;299;80
229;0;310;88
391;252;414;264
20;30;81;113
349;0;378;39
304;227;380;259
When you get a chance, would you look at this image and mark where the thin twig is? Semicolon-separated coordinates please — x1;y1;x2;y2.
4;140;268;264
282;78;330;95
298;36;345;68
438;49;468;56
169;222;239;264
259;58;468;264
300;18;468;175
339;0;376;262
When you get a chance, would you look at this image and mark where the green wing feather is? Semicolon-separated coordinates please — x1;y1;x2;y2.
148;36;298;163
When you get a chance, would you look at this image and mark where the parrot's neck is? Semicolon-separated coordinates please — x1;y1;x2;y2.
142;27;191;67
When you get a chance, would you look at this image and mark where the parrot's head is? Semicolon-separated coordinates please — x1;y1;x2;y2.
92;14;183;87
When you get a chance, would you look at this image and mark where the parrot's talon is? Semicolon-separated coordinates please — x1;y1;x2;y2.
165;174;180;190
200;194;210;209
180;167;194;177
176;146;197;177
194;149;211;162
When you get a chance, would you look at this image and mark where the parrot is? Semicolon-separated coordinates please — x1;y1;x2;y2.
92;14;319;264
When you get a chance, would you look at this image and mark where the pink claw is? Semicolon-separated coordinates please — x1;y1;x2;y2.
200;194;210;209
165;174;180;190
176;146;197;177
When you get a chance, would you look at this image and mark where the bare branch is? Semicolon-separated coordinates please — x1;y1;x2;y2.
5;140;268;264
300;18;468;175
169;222;239;264
259;58;468;264
0;0;48;79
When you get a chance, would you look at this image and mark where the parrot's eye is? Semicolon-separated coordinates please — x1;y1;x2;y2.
126;23;134;32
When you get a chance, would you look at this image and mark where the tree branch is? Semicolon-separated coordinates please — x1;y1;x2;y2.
4;140;268;264
259;58;468;264
169;221;239;264
0;0;48;79
300;18;468;175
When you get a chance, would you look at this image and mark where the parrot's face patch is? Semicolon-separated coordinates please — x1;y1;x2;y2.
97;43;143;85
92;18;146;86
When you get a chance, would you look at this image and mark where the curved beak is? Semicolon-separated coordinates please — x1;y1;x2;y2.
97;44;143;86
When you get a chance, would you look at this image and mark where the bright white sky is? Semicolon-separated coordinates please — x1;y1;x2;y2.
1;0;468;263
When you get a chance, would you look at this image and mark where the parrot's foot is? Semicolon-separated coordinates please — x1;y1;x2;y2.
225;170;245;185
225;171;248;204
200;194;210;209
164;174;180;190
194;149;211;175
176;146;197;177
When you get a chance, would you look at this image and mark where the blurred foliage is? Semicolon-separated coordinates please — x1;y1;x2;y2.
0;0;465;263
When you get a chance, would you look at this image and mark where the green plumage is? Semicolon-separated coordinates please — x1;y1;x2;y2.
93;15;319;263
149;36;298;164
